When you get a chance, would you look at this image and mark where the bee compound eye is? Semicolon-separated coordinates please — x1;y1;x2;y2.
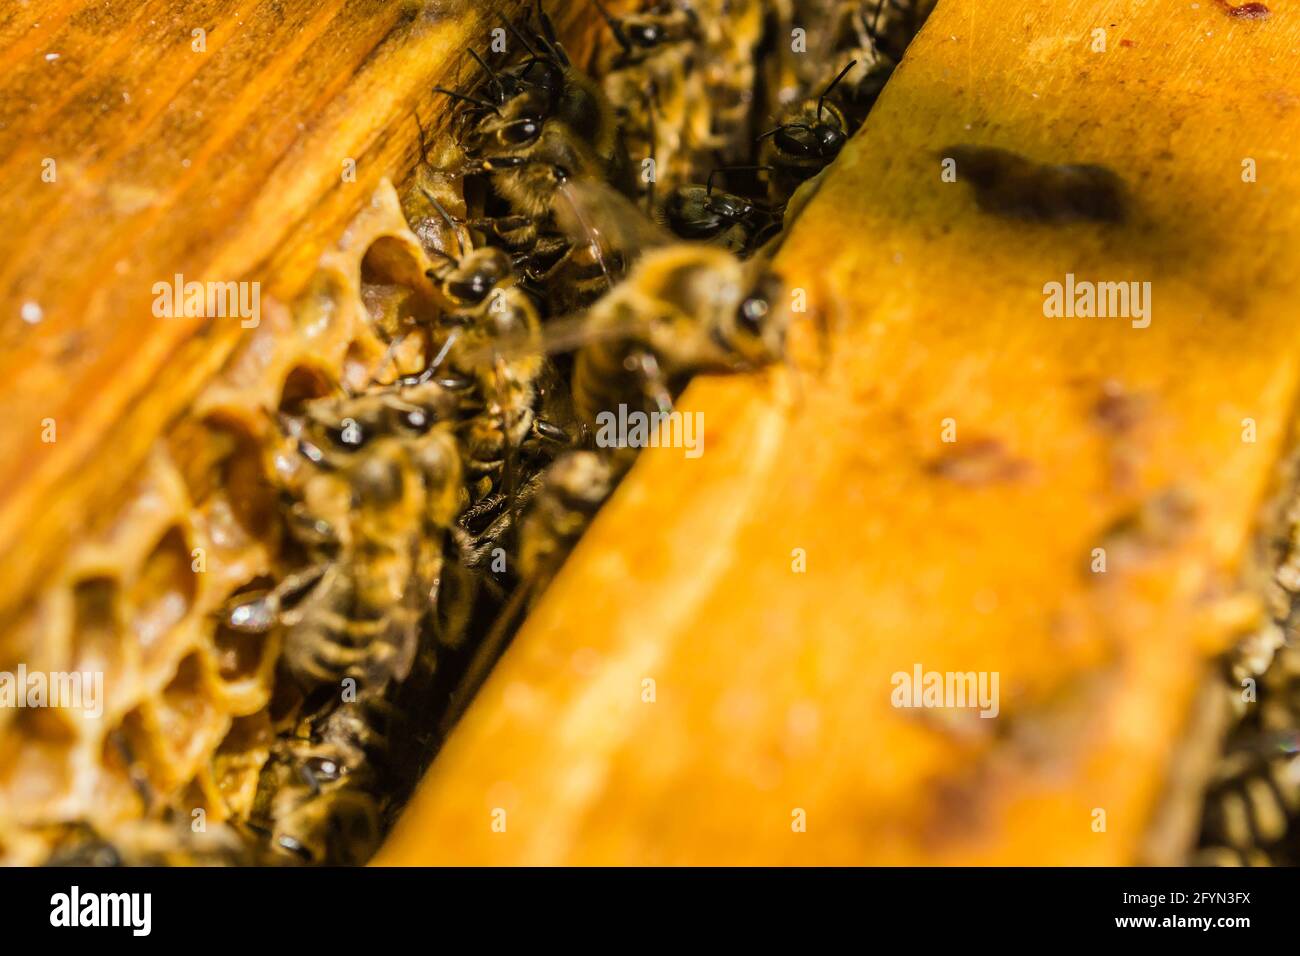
776;127;816;157
500;118;541;145
327;417;365;449
400;407;430;432
737;295;770;333
307;756;343;781
818;125;847;155
632;23;663;46
448;274;491;303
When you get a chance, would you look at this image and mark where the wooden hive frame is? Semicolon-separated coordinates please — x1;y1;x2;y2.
378;0;1300;865
0;0;609;862
2;0;1299;867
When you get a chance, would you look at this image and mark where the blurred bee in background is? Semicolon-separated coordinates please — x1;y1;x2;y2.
1196;641;1300;866
567;244;789;443
517;451;619;604
1195;729;1300;866
696;0;770;163
252;692;402;865
442;449;618;732
592;0;712;205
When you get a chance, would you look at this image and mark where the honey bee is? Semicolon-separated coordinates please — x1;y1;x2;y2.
659;168;782;255
462;187;792;444
259;772;383;866
253;695;399;865
1197;731;1300;865
438;7;642;313
592;0;712;201
441;449;618;731
757;58;860;206
453;5;630;223
567;243;790;439
696;0;769;158
224;396;466;695
404;191;577;522
518;450;618;603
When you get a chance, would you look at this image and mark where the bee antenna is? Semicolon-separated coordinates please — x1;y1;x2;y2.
433;86;501;115
591;0;631;51
425;328;462;381
421;187;464;258
533;0;570;67
870;0;888;39
467;48;504;101
819;60;857;122
501;15;540;59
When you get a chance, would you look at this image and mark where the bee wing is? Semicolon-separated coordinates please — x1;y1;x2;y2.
452;310;653;371
553;178;674;264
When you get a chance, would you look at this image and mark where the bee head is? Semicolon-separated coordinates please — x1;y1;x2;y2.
770;118;846;161
722;268;789;366
664;185;740;239
442;247;512;305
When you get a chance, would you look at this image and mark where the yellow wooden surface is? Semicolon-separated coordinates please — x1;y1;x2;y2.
378;0;1300;864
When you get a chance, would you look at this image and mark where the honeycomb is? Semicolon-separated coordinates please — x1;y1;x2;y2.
0;180;446;864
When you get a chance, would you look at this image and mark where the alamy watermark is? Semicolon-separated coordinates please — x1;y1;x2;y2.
0;664;103;718
50;886;151;936
1043;273;1150;329
891;664;1000;718
152;274;260;328
594;404;705;459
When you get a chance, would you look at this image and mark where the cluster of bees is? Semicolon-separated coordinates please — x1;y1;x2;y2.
46;0;935;866
1194;522;1300;866
44;0;1300;872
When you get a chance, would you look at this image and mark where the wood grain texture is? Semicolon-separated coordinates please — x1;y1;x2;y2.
0;0;604;626
377;0;1300;864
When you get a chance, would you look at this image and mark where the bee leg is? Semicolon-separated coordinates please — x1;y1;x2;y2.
532;0;570;68
470;214;531;234
460;491;508;529
286;503;341;552
298;762;323;797
628;349;675;416
219;564;328;635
